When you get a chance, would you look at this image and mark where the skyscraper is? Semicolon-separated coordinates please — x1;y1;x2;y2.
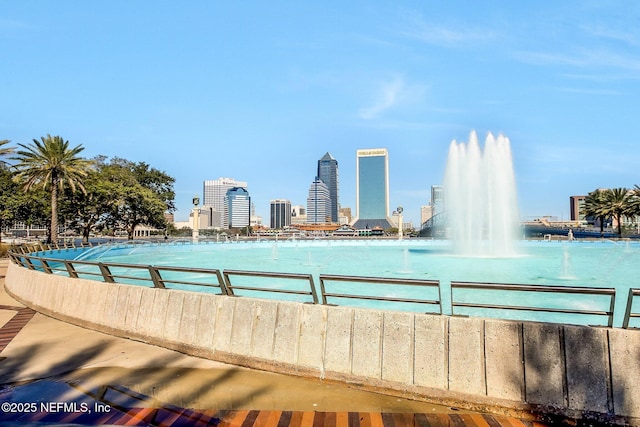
225;187;250;228
306;177;330;224
270;199;292;229
203;178;248;229
352;148;392;229
317;152;339;223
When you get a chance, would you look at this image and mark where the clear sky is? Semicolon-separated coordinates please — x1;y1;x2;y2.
2;1;639;225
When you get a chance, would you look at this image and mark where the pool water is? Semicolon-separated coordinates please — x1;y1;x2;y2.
62;239;639;327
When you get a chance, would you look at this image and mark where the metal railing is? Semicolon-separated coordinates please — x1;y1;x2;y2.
223;270;318;303
451;281;617;327
6;244;639;328
319;274;441;314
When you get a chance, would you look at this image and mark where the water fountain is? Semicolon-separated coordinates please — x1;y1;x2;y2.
443;131;520;257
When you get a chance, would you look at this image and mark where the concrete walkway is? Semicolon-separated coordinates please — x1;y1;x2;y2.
0;259;549;426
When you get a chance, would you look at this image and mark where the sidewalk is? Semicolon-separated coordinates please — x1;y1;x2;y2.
0;259;547;426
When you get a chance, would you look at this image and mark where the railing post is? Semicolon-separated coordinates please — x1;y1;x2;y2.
63;260;79;279
623;288;635;329
307;274;319;304
222;271;235;296
40;259;53;274
148;266;166;289
23;257;36;271
98;263;115;283
607;291;616;328
215;270;229;295
319;276;328;305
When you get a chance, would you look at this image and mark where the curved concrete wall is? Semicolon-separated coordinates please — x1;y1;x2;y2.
5;262;640;424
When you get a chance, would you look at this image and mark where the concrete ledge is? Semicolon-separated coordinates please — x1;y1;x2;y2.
5;262;640;425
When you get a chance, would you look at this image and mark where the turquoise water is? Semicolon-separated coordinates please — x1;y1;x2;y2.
42;239;640;327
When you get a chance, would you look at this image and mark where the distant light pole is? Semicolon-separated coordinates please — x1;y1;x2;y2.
192;195;200;243
397;206;404;240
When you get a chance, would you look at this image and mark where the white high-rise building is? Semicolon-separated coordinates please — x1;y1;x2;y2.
225;187;250;229
307;177;330;224
203;178;248;229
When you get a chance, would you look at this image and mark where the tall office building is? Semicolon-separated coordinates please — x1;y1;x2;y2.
270;199;292;229
317;152;339;223
352;148;392;229
431;185;444;216
307;177;331;224
225;187;250;228
203;178;248;229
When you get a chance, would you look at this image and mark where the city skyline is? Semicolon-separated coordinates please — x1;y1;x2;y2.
3;2;640;225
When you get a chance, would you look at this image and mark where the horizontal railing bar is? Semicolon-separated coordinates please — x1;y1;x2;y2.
451;281;616;295
453;302;612;316
158;279;222;288
224;269;314;280
320;274;439;286
223;285;313;296
322;292;440;305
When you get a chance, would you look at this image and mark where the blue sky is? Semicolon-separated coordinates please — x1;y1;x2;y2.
2;1;639;225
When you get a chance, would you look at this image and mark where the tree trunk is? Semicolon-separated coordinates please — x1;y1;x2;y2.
50;181;59;244
617;214;622;237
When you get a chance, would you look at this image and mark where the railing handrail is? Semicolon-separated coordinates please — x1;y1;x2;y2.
319;274;441;314
451;280;617;295
222;269;318;303
450;280;617;327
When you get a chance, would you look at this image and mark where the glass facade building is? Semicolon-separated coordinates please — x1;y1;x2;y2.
225;187;250;228
317;152;339;223
353;148;392;229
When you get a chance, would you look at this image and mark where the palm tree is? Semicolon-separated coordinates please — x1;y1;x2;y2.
604;187;631;237
582;189;609;234
628;185;640;233
12;135;92;243
0;139;13;158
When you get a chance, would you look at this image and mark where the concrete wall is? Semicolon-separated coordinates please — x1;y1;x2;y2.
6;263;640;425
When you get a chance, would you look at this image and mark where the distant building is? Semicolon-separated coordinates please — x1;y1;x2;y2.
431;185;444;216
339;207;352;225
225;187;250;228
352;148;392;229
203;177;248;229
420;205;433;225
570;195;586;222
199;206;222;229
270;199;292;229
307;177;331;224
291;205;307;225
317;152;339;222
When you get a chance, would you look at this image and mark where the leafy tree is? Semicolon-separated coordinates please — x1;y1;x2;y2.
60;156;120;242
0;140;14;243
100;158;174;240
582;189;609;234
12;135;93;243
130;161;176;212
